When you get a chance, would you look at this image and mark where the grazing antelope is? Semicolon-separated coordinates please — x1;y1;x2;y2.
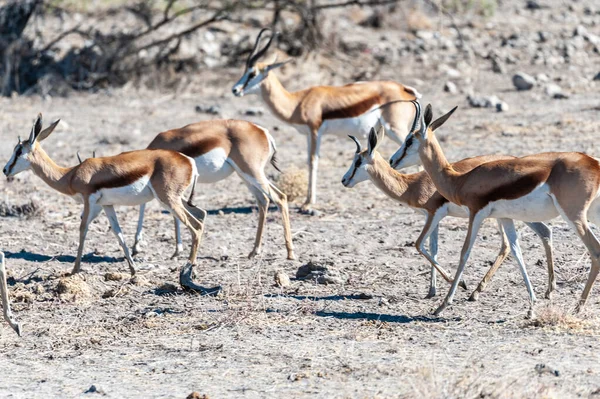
232;28;420;212
0;252;20;336
131;119;295;260
342;124;554;300
3;114;219;295
402;102;600;317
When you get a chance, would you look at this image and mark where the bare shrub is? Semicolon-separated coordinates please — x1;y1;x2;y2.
0;199;42;218
272;166;307;203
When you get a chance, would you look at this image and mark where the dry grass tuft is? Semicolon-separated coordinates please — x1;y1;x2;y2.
527;304;595;332
0;199;42;218
273;166;307;203
56;274;91;301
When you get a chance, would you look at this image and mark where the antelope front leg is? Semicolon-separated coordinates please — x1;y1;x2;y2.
132;203;146;256
0;252;20;336
434;211;485;316
72;199;101;274
103;205;137;276
301;130;321;213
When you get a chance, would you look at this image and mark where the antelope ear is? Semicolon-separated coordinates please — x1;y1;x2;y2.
37;119;60;142
28;113;42;142
430;106;458;131
266;58;292;72
423;104;433;127
367;127;378;155
375;120;386;143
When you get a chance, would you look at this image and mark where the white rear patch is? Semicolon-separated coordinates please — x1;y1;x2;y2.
194;148;234;183
98;176;154;206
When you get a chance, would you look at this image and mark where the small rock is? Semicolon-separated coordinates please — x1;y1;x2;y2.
195;104;221;115
512;72;536;90
534;363;560;377
243;107;264;116
593;72;600;81
84;385;104;394
536;73;550;82
545;84;569;99
467;95;504;109
574;25;588;37
525;0;542;10
496;102;509;112
491;57;505;74
296;262;328;279
296;261;346;285
274;270;291;287
187;393;209;399
444;81;458;94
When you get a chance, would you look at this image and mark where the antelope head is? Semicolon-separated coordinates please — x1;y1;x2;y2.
3;114;60;177
389;101;457;169
232;28;291;97
341;122;386;188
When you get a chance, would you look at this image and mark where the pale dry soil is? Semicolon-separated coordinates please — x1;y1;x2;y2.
0;72;600;398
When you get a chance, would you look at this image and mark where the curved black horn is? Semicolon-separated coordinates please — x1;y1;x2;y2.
348;135;362;153
247;28;277;69
410;100;422;133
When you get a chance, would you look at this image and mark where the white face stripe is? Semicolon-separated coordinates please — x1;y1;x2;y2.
3;142;32;177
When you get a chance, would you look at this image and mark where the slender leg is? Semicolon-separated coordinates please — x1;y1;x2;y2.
434;210;486;316
269;182;296;260
415;209;468;292
500;219;537;318
103;205;137;275
132;203;146;256
549;195;600;312
426;224;439;298
525;222;555;299
302;130;321;212
171;217;183;259
469;219;510;301
247;187;269;259
72;199;102;274
0;252;20;336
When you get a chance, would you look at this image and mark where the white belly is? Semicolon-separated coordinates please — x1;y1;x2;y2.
194;148;234;184
446;202;470;218
487;183;559;222
97;176;154;206
292;107;384;138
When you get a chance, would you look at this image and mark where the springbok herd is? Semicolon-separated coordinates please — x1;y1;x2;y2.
2;28;600;336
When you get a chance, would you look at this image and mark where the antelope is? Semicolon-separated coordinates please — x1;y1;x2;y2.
342;124;554;300
0;252;20;336
131;119;295;260
399;102;600;317
232;28;420;212
3;114;220;295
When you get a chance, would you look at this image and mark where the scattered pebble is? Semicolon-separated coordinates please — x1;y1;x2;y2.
444;81;458;94
512;72;536;90
274;270;291;287
496;101;509;112
187;392;209;399
296;261;346;285
84;384;104;394
243;107;264;116
534;363;560;377
545;83;569;99
593;72;600;81
467;95;507;111
195;104;221;115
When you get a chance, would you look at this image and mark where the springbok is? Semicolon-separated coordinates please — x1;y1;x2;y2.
0;252;20;336
401;102;600;317
232;28;420;212
131;119;294;260
3;114;219;295
342;124;554;300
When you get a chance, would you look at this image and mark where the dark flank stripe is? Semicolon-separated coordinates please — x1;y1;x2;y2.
322;96;382;121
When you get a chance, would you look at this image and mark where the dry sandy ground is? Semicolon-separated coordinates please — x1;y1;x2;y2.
1;3;600;398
